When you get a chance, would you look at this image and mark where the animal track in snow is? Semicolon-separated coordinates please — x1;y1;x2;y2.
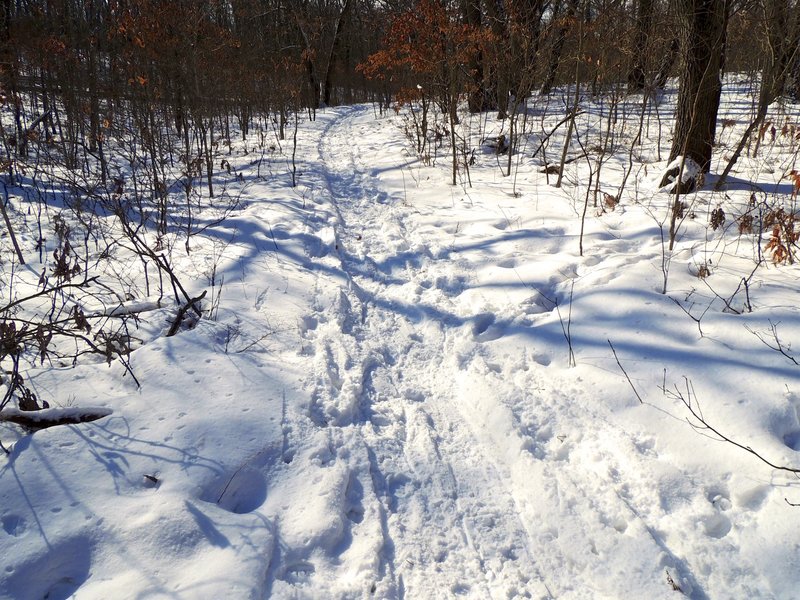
211;467;268;514
520;292;555;315
496;257;519;269
532;352;552;366
702;511;732;539
0;535;92;599
200;448;280;514
1;514;28;537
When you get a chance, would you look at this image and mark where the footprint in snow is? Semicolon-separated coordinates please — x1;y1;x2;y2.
701;490;732;539
269;226;291;240
280;561;315;584
435;275;466;297
344;472;365;524
299;315;319;336
783;430;800;451
471;313;509;343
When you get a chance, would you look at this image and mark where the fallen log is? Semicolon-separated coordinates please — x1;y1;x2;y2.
0;406;113;430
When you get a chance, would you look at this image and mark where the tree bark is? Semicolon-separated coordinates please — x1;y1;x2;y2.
462;0;484;112
295;16;320;110
662;0;729;180
655;38;680;89
323;0;354;107
627;0;655;92
541;0;577;95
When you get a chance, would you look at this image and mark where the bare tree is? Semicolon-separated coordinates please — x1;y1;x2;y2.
323;0;355;106
660;0;730;188
627;0;655;92
717;0;800;189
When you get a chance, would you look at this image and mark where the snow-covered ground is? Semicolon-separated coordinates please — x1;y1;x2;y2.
2;88;800;599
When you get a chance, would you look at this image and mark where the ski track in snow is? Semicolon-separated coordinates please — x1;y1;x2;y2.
274;105;708;599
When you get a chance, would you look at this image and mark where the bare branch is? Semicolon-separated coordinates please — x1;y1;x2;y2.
667;377;800;475
608;340;644;404
745;321;799;366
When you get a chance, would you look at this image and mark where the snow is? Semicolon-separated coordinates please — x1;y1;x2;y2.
659;155;702;193
2;86;800;599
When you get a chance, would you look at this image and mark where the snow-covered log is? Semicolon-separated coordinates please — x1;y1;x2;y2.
0;407;113;430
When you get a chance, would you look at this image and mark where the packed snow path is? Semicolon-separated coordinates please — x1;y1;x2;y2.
300;105;556;598
271;105;709;599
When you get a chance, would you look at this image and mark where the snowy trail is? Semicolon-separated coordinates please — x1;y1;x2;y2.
290;105;533;598
284;105;698;599
308;105;552;598
3;94;798;600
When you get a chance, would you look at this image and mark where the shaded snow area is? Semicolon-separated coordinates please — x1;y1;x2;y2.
2;93;800;599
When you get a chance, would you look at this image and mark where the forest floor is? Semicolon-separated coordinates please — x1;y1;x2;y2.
2;89;800;599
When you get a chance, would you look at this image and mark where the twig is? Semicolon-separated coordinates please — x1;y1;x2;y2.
667;377;800;475
266;223;280;251
531;110;585;161
0;276;99;314
722;261;761;314
608;340;643;404
0;180;25;265
669;295;707;337
745;321;799;366
555;281;576;367
235;329;277;353
167;290;207;337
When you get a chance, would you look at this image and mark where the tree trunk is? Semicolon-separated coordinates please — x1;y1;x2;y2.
462;0;484;112
767;0;800;100
0;180;25;265
789;50;800;102
323;0;354;107
627;0;655;92
541;0;577;95
296;17;320;110
655;38;680;89
661;0;729;181
786;0;800;101
483;0;506;115
716;0;799;189
508;0;546;100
